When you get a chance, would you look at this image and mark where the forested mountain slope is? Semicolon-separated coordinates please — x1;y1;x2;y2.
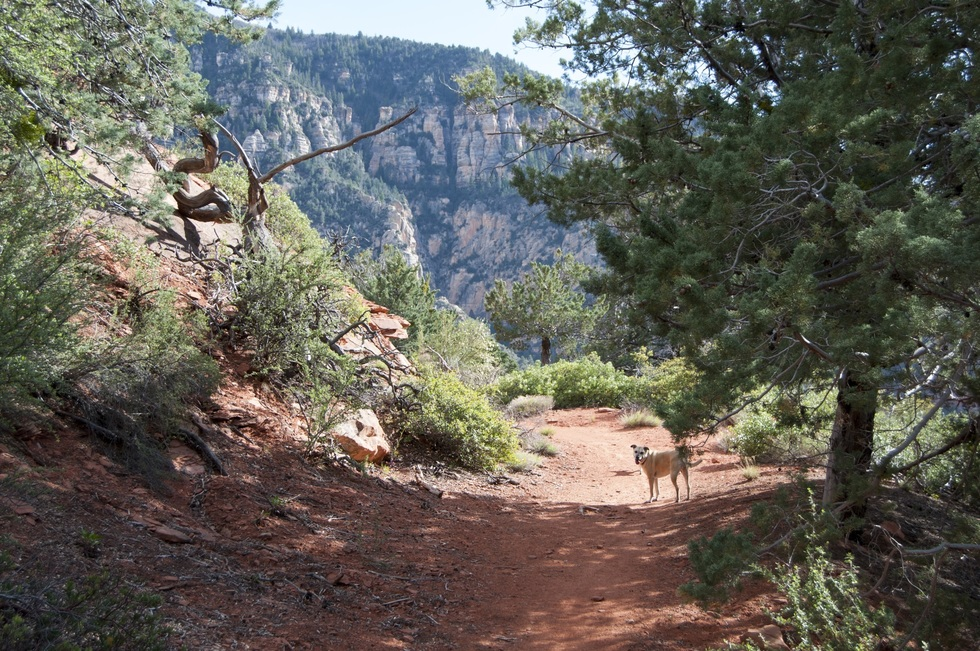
194;29;594;315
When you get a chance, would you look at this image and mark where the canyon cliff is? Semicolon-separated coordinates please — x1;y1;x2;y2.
194;30;594;316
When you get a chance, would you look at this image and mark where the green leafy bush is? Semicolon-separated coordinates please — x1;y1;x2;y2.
230;247;353;379
298;341;361;457
726;389;835;463
491;354;640;408
212;166;357;381
208;164;380;458
729;411;783;459
416;309;513;387
640;356;701;406
400;371;518;470
490;364;556;405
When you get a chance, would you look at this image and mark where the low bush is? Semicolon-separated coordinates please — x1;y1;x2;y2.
70;289;220;486
0;162;91;422
726;389;835;463
521;431;560;458
506;451;543;473
530;439;560;457
763;522;895;651
416;309;513;388
679;528;756;605
640;356;701;407
728;411;782;460
505;395;554;419
229;247;355;380
399;371;518;471
0;564;171;650
491;354;640;409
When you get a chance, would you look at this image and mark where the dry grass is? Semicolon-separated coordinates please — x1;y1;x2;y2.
619;409;661;429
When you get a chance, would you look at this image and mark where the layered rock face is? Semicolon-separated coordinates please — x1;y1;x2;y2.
195;31;594;317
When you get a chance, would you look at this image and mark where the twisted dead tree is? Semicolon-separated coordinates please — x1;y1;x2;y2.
145;107;417;254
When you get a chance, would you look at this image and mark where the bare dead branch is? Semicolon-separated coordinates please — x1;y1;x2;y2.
258;107;419;184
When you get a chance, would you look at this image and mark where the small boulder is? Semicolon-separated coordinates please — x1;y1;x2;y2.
331;409;390;463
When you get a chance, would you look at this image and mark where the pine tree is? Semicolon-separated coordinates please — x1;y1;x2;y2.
468;0;980;516
485;249;605;364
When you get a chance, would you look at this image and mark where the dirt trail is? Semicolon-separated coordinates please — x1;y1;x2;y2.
426;408;780;650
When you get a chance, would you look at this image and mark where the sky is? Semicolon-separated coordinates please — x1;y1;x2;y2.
270;0;569;78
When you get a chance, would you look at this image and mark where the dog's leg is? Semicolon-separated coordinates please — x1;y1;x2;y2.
681;466;690;501
670;469;680;503
644;468;656;503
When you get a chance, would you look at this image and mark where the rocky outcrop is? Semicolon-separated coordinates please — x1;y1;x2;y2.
335;292;412;373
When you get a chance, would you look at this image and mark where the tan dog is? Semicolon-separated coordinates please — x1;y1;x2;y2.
631;444;702;503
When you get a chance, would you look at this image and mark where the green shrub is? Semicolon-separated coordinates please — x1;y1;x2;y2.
230;247;354;380
0;571;171;650
0;162;91;420
72;289;220;485
491;354;639;409
641;356;701;406
491;364;556;404
726;389;835;463
764;531;894;651
208;163;377;457
416;309;513;387
352;244;439;356
729;411;782;459
207;161;360;382
298;342;361;457
400;371;518;471
679;528;756;605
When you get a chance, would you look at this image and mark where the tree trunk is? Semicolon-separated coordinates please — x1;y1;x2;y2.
540;336;552;365
823;368;876;520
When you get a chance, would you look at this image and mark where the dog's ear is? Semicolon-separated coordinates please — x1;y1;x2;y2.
630;444;638;451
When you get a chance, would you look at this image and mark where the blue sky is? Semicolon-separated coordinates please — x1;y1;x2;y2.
270;0;568;78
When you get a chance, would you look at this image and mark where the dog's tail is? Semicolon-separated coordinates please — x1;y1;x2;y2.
688;459;704;467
